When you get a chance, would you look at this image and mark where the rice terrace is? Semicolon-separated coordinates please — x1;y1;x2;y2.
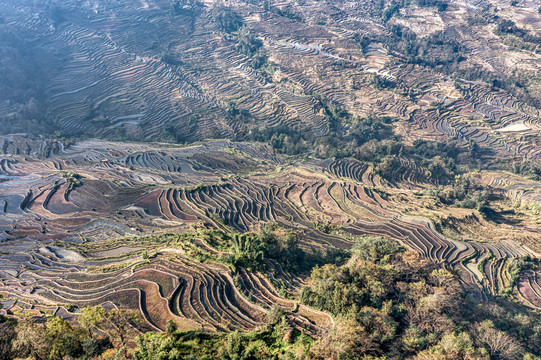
1;0;541;359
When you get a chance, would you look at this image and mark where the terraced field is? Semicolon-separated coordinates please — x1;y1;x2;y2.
1;137;541;332
2;0;541;347
1;0;541;161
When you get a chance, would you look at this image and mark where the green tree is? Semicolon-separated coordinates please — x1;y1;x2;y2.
0;322;15;360
12;320;51;360
165;320;177;335
46;317;78;359
416;332;489;359
80;305;107;337
80;305;141;357
212;7;243;33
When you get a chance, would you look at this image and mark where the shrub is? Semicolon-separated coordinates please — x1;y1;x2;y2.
212;7;243;33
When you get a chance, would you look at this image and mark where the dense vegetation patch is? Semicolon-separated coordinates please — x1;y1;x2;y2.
135;313;312;360
0;306;143;360
212;7;243;33
300;237;541;359
204;223;349;273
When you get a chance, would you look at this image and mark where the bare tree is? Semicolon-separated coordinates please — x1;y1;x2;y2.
476;320;523;360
